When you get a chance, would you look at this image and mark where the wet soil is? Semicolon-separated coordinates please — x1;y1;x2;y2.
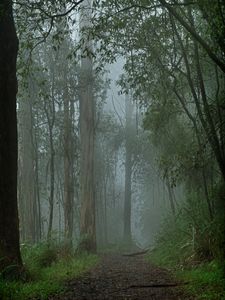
49;254;192;299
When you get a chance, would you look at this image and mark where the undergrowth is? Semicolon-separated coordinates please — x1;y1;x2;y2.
0;242;98;300
177;261;225;300
149;188;225;300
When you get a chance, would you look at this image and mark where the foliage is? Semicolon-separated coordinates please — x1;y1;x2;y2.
151;186;225;263
0;243;98;300
22;242;59;271
150;212;194;269
149;184;225;300
177;261;225;300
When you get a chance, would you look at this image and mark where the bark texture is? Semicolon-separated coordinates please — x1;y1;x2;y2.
18;77;40;243
64;87;74;248
0;0;22;274
79;0;96;252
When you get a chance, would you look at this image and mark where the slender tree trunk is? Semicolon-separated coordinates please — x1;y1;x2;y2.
44;85;55;240
0;0;22;274
33;123;42;240
18;77;38;243
123;94;133;244
159;0;225;73
172;17;225;182
103;176;108;245
166;178;176;216
79;0;96;252
173;88;213;219
47;127;55;240
64;89;74;249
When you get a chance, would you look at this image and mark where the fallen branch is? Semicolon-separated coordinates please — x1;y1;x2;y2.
122;249;150;257
129;282;190;288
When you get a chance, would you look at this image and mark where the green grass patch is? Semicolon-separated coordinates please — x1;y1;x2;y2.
148;202;225;300
149;246;225;300
149;239;193;269
0;243;98;300
148;221;225;300
177;261;225;300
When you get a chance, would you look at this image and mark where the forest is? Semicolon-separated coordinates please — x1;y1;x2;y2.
0;0;225;299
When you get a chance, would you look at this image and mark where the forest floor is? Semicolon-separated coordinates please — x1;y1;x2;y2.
48;253;193;300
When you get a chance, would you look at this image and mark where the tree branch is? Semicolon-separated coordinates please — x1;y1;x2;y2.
158;0;225;73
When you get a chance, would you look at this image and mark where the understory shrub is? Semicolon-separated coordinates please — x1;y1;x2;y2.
149;184;225;299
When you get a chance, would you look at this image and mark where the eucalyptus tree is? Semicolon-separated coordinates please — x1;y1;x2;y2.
18;67;41;243
123;94;134;244
61;34;77;249
40;41;57;241
79;0;97;252
95;111;124;247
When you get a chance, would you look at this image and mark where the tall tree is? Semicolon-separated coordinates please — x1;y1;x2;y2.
0;0;22;274
63;76;75;249
123;94;133;244
18;74;40;243
44;71;56;241
79;0;96;252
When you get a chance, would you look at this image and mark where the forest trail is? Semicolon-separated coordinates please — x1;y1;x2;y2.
48;254;192;300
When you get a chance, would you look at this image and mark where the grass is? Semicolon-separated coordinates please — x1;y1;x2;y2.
177;261;225;300
0;243;98;300
149;245;225;300
148;209;225;300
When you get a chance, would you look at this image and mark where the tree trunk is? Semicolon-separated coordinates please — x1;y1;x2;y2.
172;17;225;182
123;94;133;244
79;0;96;252
18;76;38;243
33;126;42;241
166;178;176;216
64;88;74;249
0;0;22;275
47;127;55;240
44;84;56;240
103;176;108;246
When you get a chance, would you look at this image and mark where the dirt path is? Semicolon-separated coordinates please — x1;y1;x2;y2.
49;254;192;299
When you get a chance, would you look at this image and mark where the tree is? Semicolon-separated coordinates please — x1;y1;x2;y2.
63;57;75;249
123;94;133;244
158;0;225;74
44;68;56;241
18;72;41;243
79;0;96;252
95;111;123;247
0;0;22;274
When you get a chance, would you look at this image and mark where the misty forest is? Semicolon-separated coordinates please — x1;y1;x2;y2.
0;0;225;299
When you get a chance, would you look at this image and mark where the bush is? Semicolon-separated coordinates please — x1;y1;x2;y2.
149;186;225;300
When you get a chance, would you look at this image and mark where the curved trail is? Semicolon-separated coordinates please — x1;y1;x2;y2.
49;254;192;299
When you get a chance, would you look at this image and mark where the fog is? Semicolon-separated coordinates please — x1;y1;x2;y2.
13;1;223;258
17;44;184;252
7;0;224;276
1;1;225;298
